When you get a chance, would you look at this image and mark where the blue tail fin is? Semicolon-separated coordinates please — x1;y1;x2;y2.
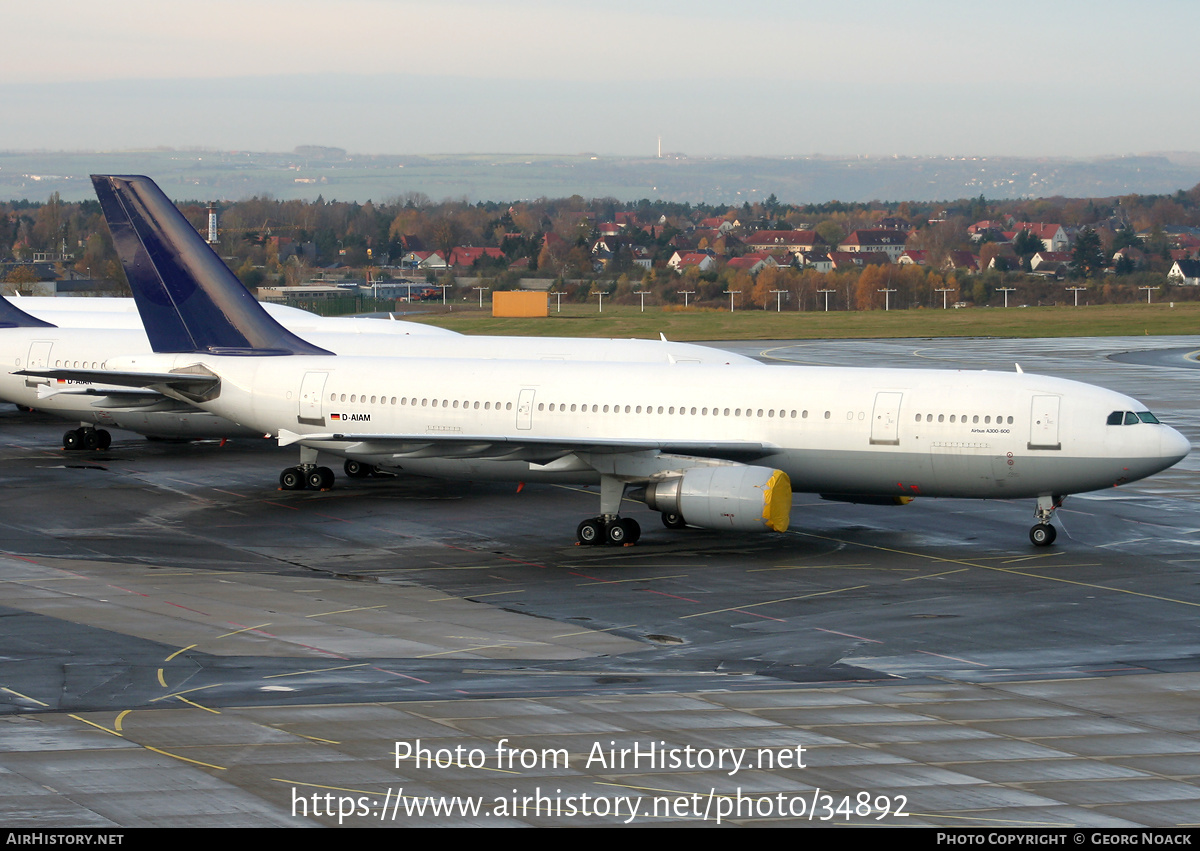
92;174;331;356
0;296;56;329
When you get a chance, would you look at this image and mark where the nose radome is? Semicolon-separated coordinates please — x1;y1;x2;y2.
1163;426;1192;465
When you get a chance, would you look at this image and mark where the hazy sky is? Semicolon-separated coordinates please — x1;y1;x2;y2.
4;1;1197;157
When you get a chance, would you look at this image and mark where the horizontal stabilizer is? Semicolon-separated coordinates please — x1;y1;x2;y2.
0;295;56;329
16;367;219;399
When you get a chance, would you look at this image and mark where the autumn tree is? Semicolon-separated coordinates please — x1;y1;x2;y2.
1071;227;1105;278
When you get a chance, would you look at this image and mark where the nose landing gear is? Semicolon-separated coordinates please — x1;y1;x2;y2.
1030;495;1064;546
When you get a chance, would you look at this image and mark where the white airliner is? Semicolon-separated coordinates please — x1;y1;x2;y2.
18;175;1191;548
0;294;754;452
10;296;460;336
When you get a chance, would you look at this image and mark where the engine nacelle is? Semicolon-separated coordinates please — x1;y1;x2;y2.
634;465;792;532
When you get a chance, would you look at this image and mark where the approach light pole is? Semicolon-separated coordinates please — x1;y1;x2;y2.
878;288;897;311
1066;286;1087;307
677;290;695;307
551;291;563;313
473;286;489;309
724;289;740;312
997;286;1016;307
592;290;605;313
934;287;955;309
634;290;650;312
1140;286;1160;304
770;289;787;312
818;288;835;311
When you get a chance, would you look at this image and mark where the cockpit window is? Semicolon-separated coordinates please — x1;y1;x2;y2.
1108;410;1160;425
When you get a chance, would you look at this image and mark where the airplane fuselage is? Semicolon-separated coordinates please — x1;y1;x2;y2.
0;323;756;439
103;350;1188;501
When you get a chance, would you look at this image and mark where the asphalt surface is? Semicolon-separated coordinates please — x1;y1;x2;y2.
0;336;1198;828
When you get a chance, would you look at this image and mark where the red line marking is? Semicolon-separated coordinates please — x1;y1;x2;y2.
814;627;883;643
371;668;431;683
164;601;211;616
644;590;701;603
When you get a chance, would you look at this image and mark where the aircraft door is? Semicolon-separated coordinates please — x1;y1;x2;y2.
23;341;53;387
1028;395;1061;450
516;389;535;430
870;391;903;445
298;372;328;426
26;341;52;369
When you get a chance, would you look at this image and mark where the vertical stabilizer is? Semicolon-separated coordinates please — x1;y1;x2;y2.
91;175;331;356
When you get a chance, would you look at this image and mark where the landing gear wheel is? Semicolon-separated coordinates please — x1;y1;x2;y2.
279;467;306;490
661;512;687;530
607;517;641;546
344;459;372;478
576;518;605;546
1030;523;1057;546
96;429;111;450
82;430;101;451
307;466;335;490
63;429;82;451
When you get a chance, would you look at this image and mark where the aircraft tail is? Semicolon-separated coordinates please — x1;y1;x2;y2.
0;295;56;329
91;175;331;356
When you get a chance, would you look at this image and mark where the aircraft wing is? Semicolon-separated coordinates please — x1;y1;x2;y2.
278;428;774;466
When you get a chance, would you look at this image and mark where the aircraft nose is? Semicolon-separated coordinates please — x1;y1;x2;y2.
1162;426;1191;466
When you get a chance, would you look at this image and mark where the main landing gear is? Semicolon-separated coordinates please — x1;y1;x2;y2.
1029;494;1064;546
62;427;111;451
575;476;643;546
342;459;378;478
279;464;335;491
278;444;336;492
577;516;641;546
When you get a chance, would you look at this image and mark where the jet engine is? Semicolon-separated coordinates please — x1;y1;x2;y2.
631;465;792;532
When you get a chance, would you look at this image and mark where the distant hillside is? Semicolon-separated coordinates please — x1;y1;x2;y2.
2;149;1198;204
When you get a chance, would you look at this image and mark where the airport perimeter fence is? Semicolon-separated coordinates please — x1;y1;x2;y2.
275;296;398;317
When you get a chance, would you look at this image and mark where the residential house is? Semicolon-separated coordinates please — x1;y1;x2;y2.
449;247;506;268
1030;251;1072;272
1013;223;1068;253
1168;259;1200;286
837;230;908;262
668;252;717;274
943;251;979;273
742;230;824;263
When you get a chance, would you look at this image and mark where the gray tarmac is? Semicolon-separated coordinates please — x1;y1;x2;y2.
1;336;1199;827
